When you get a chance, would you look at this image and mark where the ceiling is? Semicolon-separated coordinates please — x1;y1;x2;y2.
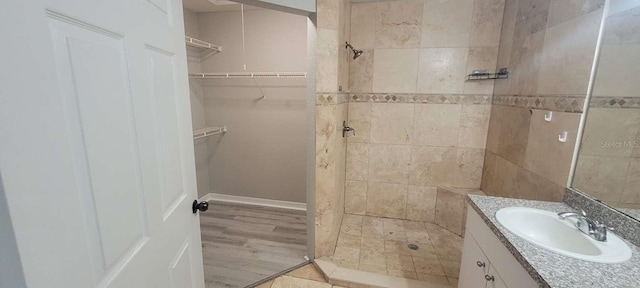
182;0;262;12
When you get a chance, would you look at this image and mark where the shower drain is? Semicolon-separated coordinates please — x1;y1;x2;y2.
408;244;419;250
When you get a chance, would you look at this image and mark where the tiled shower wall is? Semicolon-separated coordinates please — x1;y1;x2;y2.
482;0;605;201
315;0;351;257
343;0;505;222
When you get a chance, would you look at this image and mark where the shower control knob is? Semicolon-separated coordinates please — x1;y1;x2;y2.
192;200;209;214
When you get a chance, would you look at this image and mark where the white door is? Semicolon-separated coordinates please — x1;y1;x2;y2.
0;0;204;287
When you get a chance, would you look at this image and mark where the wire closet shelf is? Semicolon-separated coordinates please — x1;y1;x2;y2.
193;126;227;140
189;72;307;87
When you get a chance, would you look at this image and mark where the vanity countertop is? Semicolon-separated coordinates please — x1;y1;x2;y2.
467;195;640;288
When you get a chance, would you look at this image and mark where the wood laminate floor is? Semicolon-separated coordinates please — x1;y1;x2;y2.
200;201;308;288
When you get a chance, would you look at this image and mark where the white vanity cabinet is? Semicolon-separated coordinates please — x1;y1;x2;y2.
458;206;539;288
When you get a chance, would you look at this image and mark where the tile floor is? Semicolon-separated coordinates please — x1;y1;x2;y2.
255;264;339;288
330;214;463;286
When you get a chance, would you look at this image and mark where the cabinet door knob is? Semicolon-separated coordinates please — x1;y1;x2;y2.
485;275;495;282
476;261;485;267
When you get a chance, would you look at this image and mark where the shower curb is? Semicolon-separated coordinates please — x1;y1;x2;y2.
313;257;453;288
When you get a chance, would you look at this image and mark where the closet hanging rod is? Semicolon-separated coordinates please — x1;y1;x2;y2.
189;72;307;79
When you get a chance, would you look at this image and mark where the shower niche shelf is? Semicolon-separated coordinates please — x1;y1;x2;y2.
193;126;227;140
466;68;509;81
185;36;222;53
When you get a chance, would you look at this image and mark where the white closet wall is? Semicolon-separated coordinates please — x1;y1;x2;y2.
197;8;307;203
184;9;211;199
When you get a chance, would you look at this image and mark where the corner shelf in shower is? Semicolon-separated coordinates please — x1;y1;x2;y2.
193;126;227;140
466;68;509;81
185;36;222;53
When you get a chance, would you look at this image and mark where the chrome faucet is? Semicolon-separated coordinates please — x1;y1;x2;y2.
558;210;613;242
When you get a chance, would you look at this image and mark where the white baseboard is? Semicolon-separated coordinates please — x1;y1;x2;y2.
199;192;307;211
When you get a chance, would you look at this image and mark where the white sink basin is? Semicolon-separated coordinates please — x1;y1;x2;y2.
495;207;632;263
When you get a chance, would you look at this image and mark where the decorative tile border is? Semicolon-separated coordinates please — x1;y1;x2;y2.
589;96;640;109
564;188;640;247
492;95;585;112
348;93;492;104
316;93;348;105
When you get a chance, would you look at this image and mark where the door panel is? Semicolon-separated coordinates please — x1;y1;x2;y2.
0;0;204;287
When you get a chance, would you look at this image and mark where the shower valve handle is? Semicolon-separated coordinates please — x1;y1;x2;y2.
342;121;355;137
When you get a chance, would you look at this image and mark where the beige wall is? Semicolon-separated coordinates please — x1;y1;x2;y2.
482;0;605;202
343;0;503;222
184;9;211;199
573;3;640;210
315;0;351;257
194;9;308;203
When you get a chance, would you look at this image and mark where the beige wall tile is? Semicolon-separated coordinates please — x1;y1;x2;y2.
375;0;424;48
481;150;498;195
406;185;437;222
496;106;531;166
348;49;374;93
346;143;369;181
370;103;415;144
345;180;368;215
517;167;565;201
317;28;339;92
592;44;640;97
347;102;372;143
537;10;602;95
548;0;604;28
580;108;640;157
372;49;420;93
513;0;551;41
602;5;640;45
459;105;491;149
421;0;474;48
413;104;462;147
434;188;465;235
469;0;506;47
350;3;376;49
454;148;485;188
409;146;457;186
493;40;513;95
366;182;408;219
317;0;340;29
368;144;412;184
573;155;629;203
524;110;582;187
463;46;499;94
491;154;520;198
417;48;468;93
508;31;545;95
485;105;502;153
498;0;518;47
621;158;640;205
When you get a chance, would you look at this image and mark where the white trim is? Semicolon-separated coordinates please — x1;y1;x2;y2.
199;193;307;211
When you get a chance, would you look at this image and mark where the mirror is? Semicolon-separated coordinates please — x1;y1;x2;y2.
572;0;640;221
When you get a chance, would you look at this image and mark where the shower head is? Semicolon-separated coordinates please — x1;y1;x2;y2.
345;42;364;60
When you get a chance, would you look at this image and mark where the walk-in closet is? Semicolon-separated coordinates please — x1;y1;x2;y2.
183;1;309;287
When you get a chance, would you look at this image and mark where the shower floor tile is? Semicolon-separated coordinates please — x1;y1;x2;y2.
330;214;462;286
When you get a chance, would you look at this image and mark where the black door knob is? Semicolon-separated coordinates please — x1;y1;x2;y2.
192;200;209;214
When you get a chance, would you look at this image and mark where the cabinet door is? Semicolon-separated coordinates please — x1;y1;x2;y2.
458;231;489;288
486;265;508;288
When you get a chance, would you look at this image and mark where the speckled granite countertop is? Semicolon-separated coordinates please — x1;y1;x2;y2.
467;195;640;288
